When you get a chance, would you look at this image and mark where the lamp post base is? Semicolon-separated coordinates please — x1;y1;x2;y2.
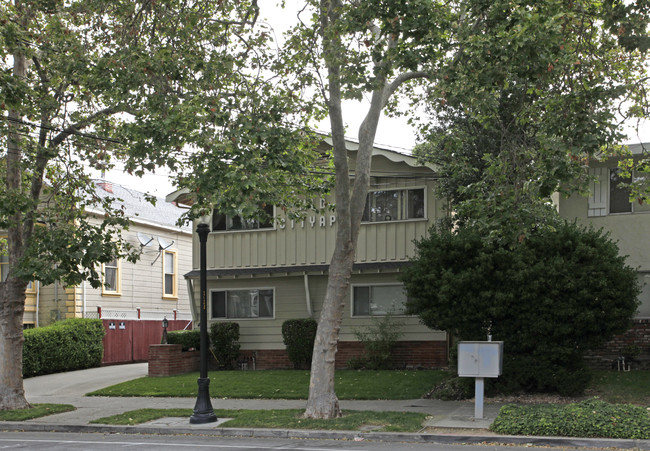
190;377;217;424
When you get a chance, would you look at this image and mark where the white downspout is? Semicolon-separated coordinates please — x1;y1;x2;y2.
187;278;198;328
303;274;313;318
82;281;86;318
35;281;40;328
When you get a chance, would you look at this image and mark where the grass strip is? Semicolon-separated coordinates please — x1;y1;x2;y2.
0;404;75;421
90;407;428;432
86;370;447;400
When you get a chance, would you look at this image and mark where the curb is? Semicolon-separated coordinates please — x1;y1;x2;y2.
1;422;650;449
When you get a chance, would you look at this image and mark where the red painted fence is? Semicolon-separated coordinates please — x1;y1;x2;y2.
101;319;192;365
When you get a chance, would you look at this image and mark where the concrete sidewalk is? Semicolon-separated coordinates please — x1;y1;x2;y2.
2;363;648;449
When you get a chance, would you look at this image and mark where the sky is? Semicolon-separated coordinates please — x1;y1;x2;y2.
102;1;649;198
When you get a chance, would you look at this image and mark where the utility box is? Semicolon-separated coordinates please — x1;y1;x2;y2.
458;341;503;378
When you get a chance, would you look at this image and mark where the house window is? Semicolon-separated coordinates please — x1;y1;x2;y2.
352;284;407;316
210;288;274;319
609;169;632;214
0;253;8;283
362;188;425;222
212;204;274;231
25;280;35;293
163;250;177;298
589;168;650;217
102;258;121;295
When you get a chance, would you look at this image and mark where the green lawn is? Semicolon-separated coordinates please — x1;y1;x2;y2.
87;369;448;400
90;407;427;432
588;370;650;405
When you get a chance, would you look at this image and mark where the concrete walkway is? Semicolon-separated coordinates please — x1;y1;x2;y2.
0;364;647;449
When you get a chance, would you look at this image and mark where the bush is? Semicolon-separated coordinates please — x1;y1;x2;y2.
402;221;640;395
490;398;650;439
167;330;200;351
425;376;474;400
282;318;317;369
209;322;240;369
348;313;404;370
23;318;105;377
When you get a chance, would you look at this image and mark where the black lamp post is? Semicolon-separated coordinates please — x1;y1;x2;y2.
161;316;169;344
190;215;217;424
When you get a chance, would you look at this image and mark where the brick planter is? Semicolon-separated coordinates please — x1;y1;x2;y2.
148;344;200;377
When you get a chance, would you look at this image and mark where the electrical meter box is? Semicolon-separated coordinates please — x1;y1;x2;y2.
458;341;503;378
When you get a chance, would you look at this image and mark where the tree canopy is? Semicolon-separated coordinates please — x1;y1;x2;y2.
0;0;326;411
411;0;649;243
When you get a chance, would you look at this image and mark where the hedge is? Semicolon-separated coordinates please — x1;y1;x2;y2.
282;318;317;369
23;318;105;378
167;329;200;351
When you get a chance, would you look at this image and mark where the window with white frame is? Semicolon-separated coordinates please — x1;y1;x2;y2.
362;188;425;222
589;168;650;217
352;284;407;316
102;257;121;295
0;253;8;283
210;288;274;319
212;204;274;231
163;250;177;298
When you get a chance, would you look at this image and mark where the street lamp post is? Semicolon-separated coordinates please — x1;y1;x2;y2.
190;216;217;424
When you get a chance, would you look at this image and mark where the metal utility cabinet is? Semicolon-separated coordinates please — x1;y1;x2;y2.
458;341;503;419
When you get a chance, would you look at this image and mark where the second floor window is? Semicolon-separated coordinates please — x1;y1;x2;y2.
102;258;120;295
610;169;632;214
0;253;7;282
163;250;177;298
212;204;274;231
362;188;425;222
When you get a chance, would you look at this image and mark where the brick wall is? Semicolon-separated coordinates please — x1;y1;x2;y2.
148;344;200;377
585;319;650;370
238;340;448;370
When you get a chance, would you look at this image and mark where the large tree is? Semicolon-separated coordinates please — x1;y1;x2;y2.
412;0;649;242
0;0;321;411
401;221;640;395
274;0;648;419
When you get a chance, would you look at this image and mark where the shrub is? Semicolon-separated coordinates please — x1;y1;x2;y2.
167;330;200;351
282;318;317;369
348;313;404;370
490;398;650;439
209;322;240;369
23;318;105;377
402;221;640;395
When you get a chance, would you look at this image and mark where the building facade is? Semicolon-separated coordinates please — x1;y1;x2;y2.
170;139;449;369
556;143;650;367
17;181;193;328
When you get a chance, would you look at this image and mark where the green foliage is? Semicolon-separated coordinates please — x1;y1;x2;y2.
209;322;240;370
402;221;640;395
282;318;318;369
23;318;104;377
167;330;200;352
491;398;650;439
426;376;475;401
348;313;404;370
413;0;650;242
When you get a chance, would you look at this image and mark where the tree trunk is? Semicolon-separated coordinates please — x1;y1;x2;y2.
303;240;355;418
0;1;30;411
0;278;29;410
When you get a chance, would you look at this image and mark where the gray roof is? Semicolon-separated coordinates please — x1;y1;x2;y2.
92;180;191;232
